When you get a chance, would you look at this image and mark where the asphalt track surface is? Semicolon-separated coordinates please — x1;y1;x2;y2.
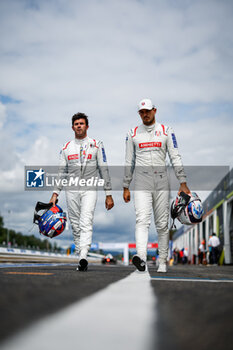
0;263;233;350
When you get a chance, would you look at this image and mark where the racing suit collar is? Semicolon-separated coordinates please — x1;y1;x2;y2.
142;122;156;133
74;136;88;144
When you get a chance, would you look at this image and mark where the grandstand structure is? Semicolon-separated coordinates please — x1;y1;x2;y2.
172;168;233;264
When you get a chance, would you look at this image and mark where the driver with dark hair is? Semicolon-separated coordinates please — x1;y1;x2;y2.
50;112;114;271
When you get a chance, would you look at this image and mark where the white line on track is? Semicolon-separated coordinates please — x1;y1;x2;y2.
151;277;233;283
1;270;156;350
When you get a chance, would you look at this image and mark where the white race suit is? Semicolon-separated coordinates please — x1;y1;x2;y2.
53;136;112;259
123;123;186;263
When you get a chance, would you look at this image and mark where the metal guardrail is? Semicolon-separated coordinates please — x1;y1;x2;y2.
0;247;102;263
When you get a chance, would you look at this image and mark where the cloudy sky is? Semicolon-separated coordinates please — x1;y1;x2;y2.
0;0;233;248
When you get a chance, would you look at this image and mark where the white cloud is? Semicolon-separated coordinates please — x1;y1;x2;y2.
0;102;6;128
174;115;233;166
0;0;232;244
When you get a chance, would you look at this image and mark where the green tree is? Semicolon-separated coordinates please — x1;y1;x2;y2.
0;215;4;229
0;214;60;251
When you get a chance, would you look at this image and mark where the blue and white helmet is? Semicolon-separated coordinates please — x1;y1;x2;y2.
34;201;67;238
178;192;204;225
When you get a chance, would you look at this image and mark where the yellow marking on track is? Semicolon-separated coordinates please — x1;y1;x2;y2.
4;272;54;276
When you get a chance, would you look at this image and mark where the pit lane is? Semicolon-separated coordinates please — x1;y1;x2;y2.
0;264;233;350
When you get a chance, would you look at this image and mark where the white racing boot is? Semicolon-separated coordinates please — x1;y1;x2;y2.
157;263;167;273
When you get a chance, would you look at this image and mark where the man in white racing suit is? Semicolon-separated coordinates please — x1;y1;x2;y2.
50;113;114;271
123;99;190;273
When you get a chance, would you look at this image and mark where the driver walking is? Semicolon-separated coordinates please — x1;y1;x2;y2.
50;113;114;271
123;99;190;273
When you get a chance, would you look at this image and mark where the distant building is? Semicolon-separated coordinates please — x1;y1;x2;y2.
172;168;233;264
